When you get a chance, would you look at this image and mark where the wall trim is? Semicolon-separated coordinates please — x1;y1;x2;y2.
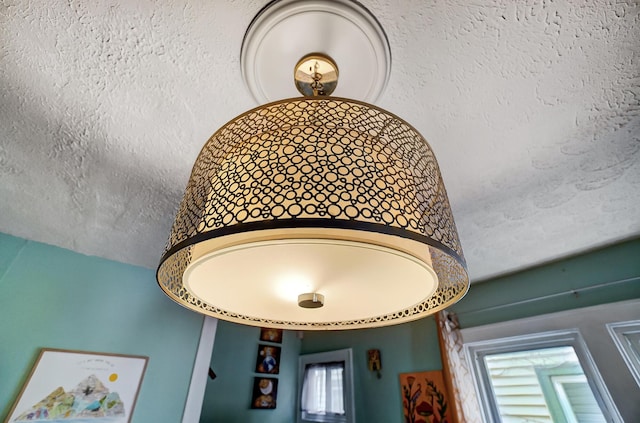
182;317;218;423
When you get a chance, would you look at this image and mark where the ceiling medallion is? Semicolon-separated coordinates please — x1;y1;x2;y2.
156;0;469;330
240;0;391;104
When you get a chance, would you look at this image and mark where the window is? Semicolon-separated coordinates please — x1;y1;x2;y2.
466;330;620;422
301;361;345;417
297;349;355;423
607;320;640;388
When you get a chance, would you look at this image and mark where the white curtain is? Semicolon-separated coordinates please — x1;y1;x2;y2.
301;362;345;416
436;310;482;423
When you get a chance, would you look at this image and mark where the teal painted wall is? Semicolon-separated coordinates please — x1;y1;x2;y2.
4;230;636;423
294;239;640;423
450;238;640;328
300;317;441;423
0;233;205;422
202;316;440;423
200;321;301;423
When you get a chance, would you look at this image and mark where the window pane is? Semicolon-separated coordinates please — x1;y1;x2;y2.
301;366;327;414
328;367;344;414
483;346;606;423
298;349;354;423
301;362;345;420
625;331;640;360
607;320;640;388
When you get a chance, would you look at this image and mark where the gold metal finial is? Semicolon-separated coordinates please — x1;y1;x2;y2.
294;53;339;96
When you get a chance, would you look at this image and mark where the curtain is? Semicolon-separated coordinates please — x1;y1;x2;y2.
301;361;345;416
436;310;483;423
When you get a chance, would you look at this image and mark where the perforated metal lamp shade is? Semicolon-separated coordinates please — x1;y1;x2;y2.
157;97;469;330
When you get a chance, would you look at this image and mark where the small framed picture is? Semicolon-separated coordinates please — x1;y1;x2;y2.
251;377;278;409
255;344;281;374
259;328;283;343
4;348;148;423
367;349;382;372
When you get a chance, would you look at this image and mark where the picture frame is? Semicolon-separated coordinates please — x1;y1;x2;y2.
399;370;450;423
255;344;281;374
367;349;382;372
250;377;278;409
259;328;283;344
4;348;148;423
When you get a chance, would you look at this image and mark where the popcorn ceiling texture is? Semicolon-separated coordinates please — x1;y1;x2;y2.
0;0;638;281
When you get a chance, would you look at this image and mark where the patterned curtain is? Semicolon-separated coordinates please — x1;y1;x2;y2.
436;311;483;423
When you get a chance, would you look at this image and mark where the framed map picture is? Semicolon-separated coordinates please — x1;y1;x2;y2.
4;348;148;423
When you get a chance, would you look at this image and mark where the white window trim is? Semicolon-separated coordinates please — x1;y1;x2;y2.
607;320;640;388
297;348;356;423
465;329;621;423
552;374;588;423
181;317;218;423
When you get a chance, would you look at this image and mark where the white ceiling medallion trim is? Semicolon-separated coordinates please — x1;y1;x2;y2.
241;0;391;104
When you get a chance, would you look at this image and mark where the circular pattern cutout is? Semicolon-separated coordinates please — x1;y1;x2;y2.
157;97;468;330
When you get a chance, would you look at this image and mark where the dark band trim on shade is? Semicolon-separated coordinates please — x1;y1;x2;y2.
158;218;466;270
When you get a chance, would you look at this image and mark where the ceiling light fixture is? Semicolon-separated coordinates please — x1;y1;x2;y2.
156;0;469;330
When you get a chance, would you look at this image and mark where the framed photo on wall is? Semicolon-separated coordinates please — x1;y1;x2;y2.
255;344;281;374
4;348;148;423
259;327;283;344
250;377;278;409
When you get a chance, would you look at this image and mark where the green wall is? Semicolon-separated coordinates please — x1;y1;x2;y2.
300;317;441;423
0;233;205;422
4;230;637;423
450;238;640;328
200;321;301;423
201;314;440;423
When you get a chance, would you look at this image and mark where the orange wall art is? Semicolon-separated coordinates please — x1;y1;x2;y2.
399;370;450;423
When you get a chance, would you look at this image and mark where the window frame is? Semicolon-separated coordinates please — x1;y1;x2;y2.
296;348;356;423
536;362;593;423
465;329;620;423
607;320;640;388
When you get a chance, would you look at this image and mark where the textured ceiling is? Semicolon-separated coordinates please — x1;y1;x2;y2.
1;0;638;282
